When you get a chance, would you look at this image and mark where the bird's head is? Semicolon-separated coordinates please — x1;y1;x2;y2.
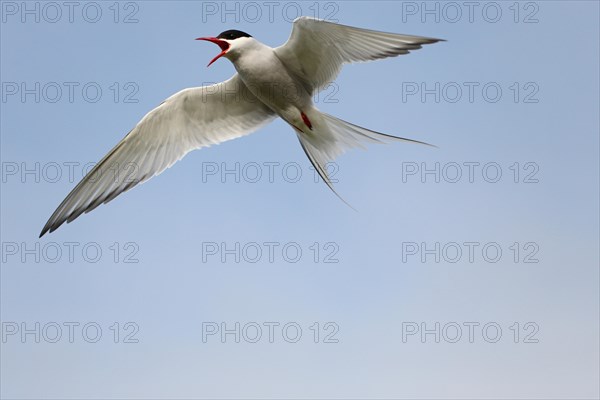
196;29;253;67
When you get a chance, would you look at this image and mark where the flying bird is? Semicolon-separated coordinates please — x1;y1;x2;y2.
40;17;443;237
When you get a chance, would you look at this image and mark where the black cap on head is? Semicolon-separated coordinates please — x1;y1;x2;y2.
217;30;252;40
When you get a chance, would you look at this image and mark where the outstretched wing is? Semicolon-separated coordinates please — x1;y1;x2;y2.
275;17;443;94
40;74;275;237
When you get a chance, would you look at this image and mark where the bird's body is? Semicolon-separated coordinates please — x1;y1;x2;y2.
231;37;313;130
40;17;443;237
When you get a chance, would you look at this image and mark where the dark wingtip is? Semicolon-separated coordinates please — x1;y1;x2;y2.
421;37;446;44
39;222;54;238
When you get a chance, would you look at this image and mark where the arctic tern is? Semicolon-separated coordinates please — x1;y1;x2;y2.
40;17;442;237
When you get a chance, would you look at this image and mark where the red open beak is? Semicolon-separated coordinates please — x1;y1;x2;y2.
196;37;230;67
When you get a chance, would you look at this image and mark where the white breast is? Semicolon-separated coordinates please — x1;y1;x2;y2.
229;39;313;116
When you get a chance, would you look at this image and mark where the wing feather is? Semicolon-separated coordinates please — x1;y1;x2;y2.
275;17;443;93
40;74;275;237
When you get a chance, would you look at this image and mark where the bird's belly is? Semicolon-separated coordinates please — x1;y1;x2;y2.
235;57;311;113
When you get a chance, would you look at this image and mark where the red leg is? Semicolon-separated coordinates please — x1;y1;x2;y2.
301;111;313;130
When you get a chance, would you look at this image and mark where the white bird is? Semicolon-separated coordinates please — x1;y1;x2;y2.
40;17;443;237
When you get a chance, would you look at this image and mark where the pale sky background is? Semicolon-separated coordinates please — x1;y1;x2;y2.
1;1;599;399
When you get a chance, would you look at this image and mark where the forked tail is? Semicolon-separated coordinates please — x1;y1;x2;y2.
295;112;435;207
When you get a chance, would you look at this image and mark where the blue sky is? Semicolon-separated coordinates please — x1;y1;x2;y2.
1;1;599;398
